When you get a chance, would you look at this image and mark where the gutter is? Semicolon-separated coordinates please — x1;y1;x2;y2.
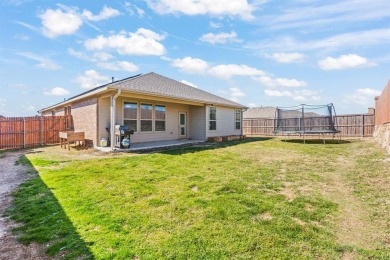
110;89;121;150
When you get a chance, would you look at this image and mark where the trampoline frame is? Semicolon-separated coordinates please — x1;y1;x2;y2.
274;104;341;144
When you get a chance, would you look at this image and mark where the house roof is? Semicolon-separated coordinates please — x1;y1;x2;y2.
243;107;277;119
39;72;246;112
112;72;246;108
244;106;320;119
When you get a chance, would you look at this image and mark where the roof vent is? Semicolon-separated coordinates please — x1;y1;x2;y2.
112;77;114;83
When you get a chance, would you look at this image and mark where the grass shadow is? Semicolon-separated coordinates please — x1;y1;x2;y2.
5;155;93;259
282;139;351;144
154;137;273;155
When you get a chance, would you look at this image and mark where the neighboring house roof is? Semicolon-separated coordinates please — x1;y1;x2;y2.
243;107;277;119
244;106;320;119
39;72;246;112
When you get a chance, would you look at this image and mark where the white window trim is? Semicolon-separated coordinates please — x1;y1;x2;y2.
235;109;241;130
123;100;139;133
209;106;217;131
155;104;166;132
140;103;153;133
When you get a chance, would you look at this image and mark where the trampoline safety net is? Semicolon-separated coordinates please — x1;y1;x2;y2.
274;104;338;134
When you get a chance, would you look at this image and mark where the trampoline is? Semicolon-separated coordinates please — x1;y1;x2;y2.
274;103;341;144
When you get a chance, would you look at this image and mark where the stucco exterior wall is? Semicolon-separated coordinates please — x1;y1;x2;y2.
206;106;242;138
72;98;98;146
373;123;390;154
189;106;206;140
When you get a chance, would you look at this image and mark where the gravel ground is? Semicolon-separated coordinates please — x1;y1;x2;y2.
0;150;48;260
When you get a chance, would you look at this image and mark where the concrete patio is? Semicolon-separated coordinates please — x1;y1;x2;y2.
96;139;206;152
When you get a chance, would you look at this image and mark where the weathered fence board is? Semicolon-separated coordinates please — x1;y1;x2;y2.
375;80;390;125
0;116;72;149
244;114;374;137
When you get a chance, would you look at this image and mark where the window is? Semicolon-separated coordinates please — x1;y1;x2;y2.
155;105;166;131
235;109;241;130
209;107;216;130
141;103;153;132
124;102;137;132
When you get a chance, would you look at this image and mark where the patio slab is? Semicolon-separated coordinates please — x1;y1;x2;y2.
96;139;206;152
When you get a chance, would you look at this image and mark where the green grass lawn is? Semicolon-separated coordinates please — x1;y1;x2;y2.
5;138;390;259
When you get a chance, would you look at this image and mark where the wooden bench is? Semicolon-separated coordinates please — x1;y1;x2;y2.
59;131;85;150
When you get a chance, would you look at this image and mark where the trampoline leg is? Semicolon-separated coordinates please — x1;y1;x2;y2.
303;133;305;144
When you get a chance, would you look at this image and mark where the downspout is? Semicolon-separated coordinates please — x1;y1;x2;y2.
110;89;121;150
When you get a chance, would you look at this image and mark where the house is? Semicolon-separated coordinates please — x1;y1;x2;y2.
243;106;320;119
243;107;277;119
39;72;247;149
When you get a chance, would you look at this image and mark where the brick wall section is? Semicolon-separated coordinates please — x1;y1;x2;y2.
72;98;98;147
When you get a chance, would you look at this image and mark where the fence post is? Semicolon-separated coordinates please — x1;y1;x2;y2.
40;116;43;146
23;117;26;148
361;114;365;137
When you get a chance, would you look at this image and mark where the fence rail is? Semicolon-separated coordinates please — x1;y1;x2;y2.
0;116;72;150
243;114;375;137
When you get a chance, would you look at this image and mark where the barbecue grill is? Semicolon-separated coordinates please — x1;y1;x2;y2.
114;125;134;148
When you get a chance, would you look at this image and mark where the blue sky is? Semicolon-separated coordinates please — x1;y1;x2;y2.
1;0;389;116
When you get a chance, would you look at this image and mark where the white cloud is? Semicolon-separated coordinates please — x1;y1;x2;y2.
264;89;321;101
180;80;198;88
84;28;166;56
23;105;36;112
172;56;267;80
270;52;305;63
254;76;307;88
264;89;292;97
75;70;110;89
346;88;381;106
247;28;390;52
43;87;70;96
259;0;390;31
0;98;6;108
210;21;222;28
199;31;241;44
14;34;29;41
292;89;321;102
68;48;113;62
209;64;266;79
229;87;246;102
40;8;82;38
172;57;209;73
82;5;120;21
247;102;257;107
145;0;259;20
17;52;62;70
97;61;139;72
318;54;371;70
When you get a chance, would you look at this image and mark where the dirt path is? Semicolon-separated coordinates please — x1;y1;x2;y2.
0;151;48;259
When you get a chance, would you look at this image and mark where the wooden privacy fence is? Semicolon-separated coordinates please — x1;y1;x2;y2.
375;80;390;125
244;114;375;137
0;116;72;150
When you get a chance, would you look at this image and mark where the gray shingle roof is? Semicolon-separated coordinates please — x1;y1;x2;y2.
111;72;246;108
243;107;277;119
244;106;320;119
